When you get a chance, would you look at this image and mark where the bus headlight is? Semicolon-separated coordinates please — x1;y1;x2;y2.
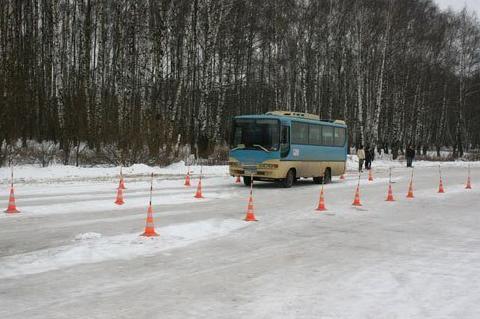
229;161;240;167
257;164;279;169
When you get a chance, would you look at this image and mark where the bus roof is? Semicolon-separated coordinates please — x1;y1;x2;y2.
234;111;347;127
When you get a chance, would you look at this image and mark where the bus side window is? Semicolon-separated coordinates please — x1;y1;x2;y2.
334;127;346;146
280;126;290;157
322;126;334;146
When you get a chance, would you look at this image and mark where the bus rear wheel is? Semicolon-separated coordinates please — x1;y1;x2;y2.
243;176;252;186
282;169;295;188
323;168;332;184
313;168;331;184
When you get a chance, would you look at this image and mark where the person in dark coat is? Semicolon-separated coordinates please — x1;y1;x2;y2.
365;145;374;170
406;145;415;167
370;146;375;168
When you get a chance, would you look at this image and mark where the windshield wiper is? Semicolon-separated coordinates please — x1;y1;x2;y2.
231;144;246;151
253;144;270;152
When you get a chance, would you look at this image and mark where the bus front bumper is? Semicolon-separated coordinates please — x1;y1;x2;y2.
229;161;286;179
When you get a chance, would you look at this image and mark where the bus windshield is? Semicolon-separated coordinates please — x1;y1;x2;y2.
231;119;280;151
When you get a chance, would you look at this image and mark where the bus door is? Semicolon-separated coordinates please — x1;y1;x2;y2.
280;125;290;158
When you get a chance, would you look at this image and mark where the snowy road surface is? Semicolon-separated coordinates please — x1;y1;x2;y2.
1;163;480;318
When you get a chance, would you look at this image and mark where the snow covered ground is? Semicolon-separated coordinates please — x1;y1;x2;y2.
1;160;480;318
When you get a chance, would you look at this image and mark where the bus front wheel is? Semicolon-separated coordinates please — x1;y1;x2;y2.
282;169;295;188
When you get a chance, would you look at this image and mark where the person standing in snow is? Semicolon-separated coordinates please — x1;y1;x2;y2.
365;145;374;170
406;145;415;168
357;145;365;172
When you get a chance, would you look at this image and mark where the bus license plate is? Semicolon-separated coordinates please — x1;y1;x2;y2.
243;166;257;175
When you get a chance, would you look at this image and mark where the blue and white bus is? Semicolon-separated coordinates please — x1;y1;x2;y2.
229;111;347;187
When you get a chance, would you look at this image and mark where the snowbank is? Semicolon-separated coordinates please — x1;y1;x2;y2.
1;158;478;184
0;161;229;183
346;155;480;172
0;219;247;279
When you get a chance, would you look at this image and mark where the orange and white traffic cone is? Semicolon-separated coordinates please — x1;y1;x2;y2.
194;178;204;198
352;185;362;206
385;168;395;201
5;168;20;214
466;165;472;189
235;175;241;183
141;173;159;237
386;184;395;202
244;178;257;221
194;166;205;198
368;169;373;181
352;173;362;206
244;194;258;221
406;169;414;198
5;187;20;214
141;204;159;237
438;178;445;193
315;186;327;211
438;166;445;193
184;169;191;187
406;180;414;198
114;187;125;205
194;180;204;198
466;176;472;189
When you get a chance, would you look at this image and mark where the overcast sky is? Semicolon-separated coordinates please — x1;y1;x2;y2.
434;0;480;15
